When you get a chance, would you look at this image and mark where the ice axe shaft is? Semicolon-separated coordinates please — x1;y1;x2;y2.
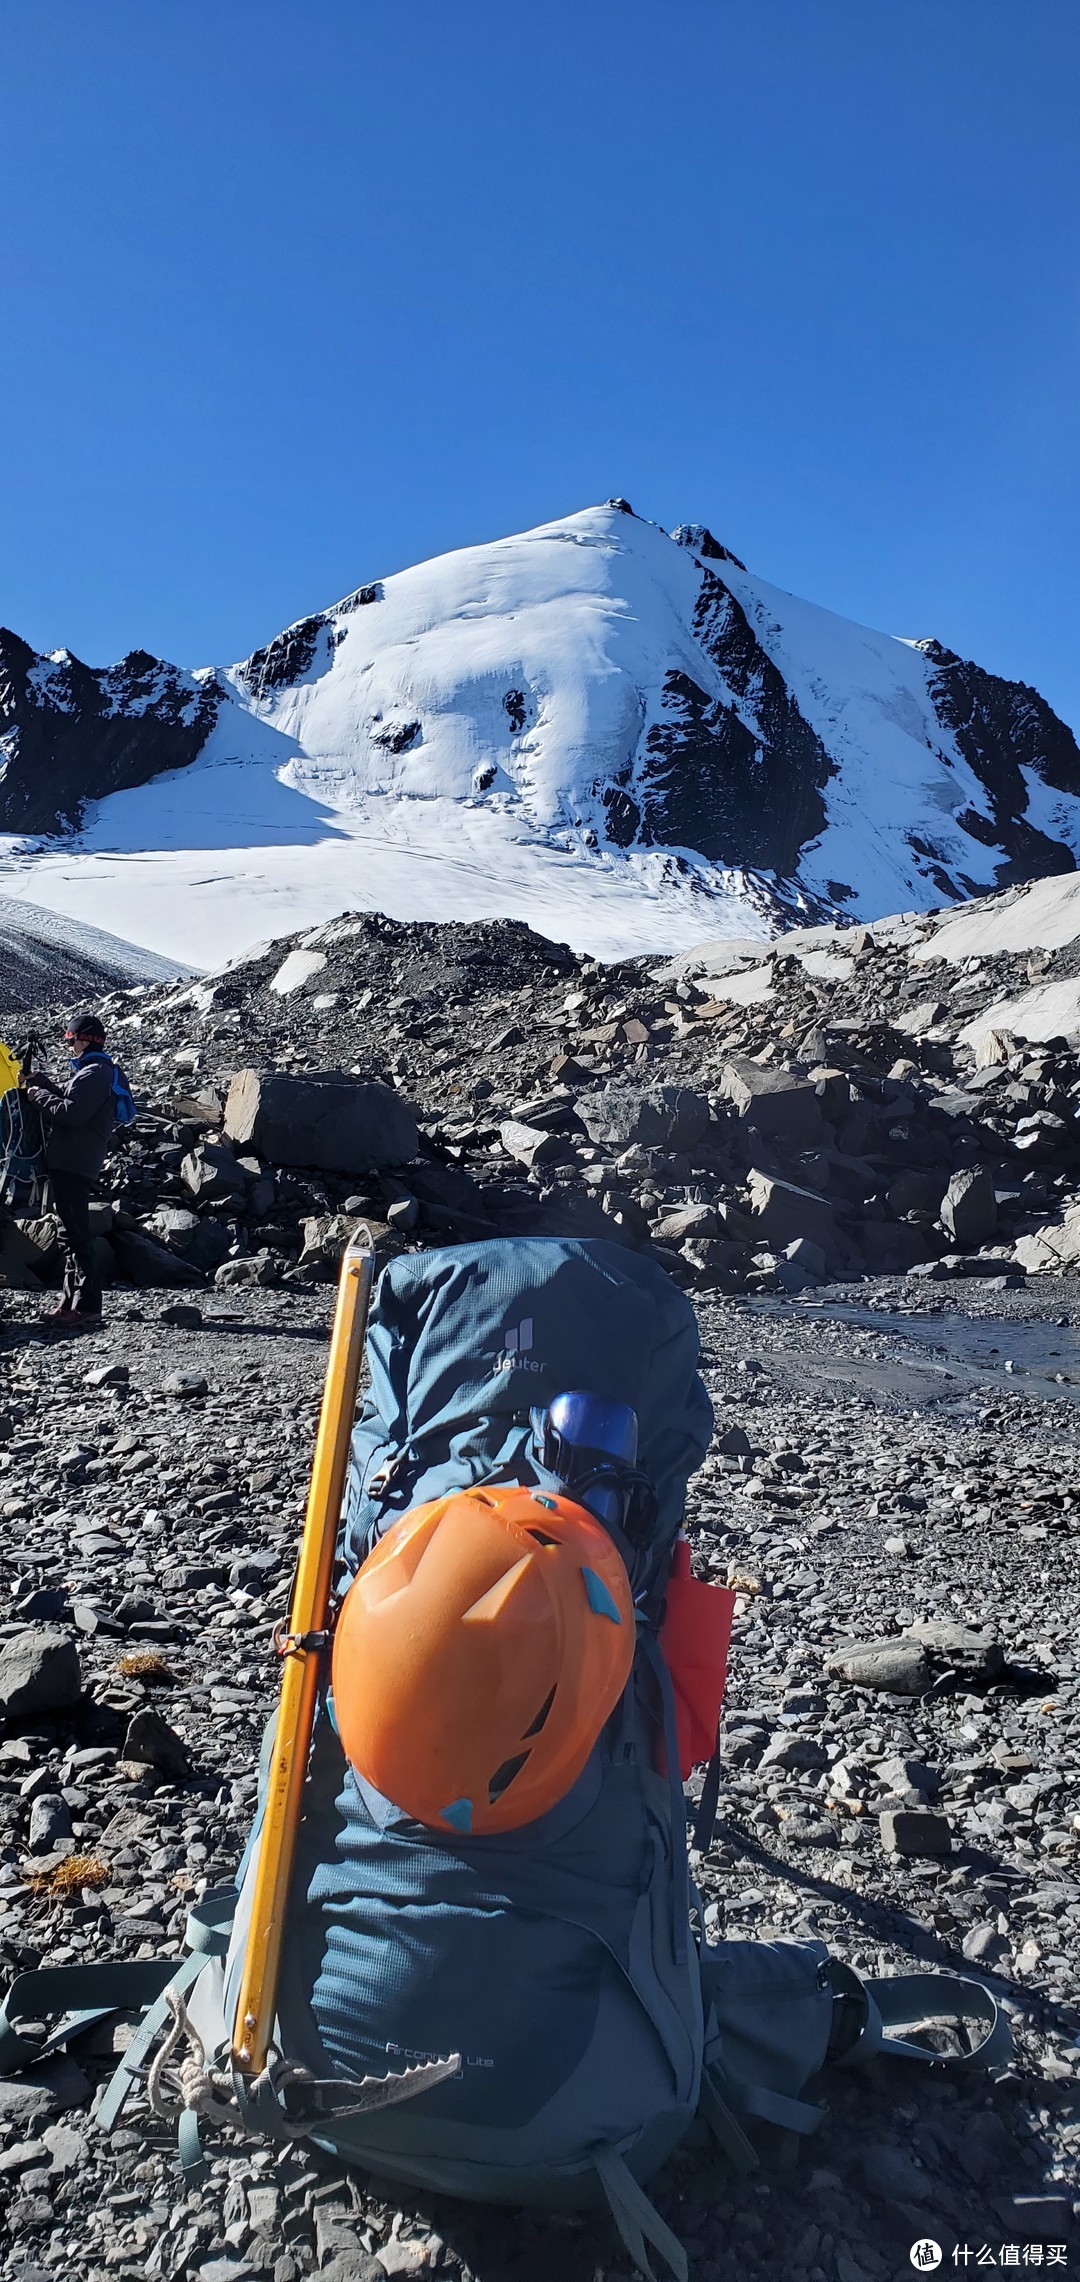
232;1230;374;2076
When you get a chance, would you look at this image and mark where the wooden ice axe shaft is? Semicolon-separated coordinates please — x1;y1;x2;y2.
232;1231;374;2075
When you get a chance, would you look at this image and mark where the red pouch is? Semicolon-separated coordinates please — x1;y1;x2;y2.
657;1537;735;1780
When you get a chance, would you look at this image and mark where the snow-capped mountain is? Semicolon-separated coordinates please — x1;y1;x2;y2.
1;501;1077;965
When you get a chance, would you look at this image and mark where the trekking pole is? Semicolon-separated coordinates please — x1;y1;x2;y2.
232;1229;375;2076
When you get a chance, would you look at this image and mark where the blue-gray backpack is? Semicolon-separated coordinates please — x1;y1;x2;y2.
79;1046;137;1128
0;1236;1011;2282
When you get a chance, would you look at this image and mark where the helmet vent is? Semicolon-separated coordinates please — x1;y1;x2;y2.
488;1750;529;1804
521;1684;556;1739
526;1528;559;1546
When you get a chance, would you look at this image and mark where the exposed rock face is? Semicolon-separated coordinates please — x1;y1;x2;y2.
0;631;222;835
921;638;1080;886
235;582;382;698
635;571;834;873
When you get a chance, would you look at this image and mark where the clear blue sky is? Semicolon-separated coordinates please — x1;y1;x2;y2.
3;1;1078;731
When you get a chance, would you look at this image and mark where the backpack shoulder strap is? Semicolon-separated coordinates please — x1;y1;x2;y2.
852;1970;1012;2074
0;1957;177;2073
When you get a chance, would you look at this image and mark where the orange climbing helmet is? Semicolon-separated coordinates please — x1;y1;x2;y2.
331;1483;636;1835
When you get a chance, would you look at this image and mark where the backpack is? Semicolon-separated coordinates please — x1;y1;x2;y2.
0;1237;1011;2282
79;1048;137;1129
0;1041;47;1214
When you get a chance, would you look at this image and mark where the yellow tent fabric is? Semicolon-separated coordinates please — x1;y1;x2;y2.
0;1042;21;1098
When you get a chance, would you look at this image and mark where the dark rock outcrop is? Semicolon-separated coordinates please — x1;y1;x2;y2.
635;571;833;872
920;638;1080;885
0;631;222;835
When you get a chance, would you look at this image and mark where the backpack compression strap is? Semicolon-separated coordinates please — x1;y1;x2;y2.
595;2147;689;2282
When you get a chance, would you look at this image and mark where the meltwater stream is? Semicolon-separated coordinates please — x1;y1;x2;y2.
749;1298;1080;1409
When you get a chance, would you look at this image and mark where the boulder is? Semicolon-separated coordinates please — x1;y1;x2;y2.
109;1229;204;1288
214;1254;280;1288
144;1206;231;1274
746;1171;841;1262
576;1086;709;1153
297;1214;397;1271
826;1638;932;1694
1015;1204;1080;1270
122;1708;192;1779
224;1070;418;1174
879;1809;953;1857
886;1168;947;1220
18;1214;62;1272
28;1793;73;1854
0;1216;51;1290
856;1220;927;1274
940;1166;997;1247
0;1629;82;1718
499;1119;565;1170
652;1204;719;1245
180;1141;247;1206
905;1618;1004;1684
718;1060;825;1146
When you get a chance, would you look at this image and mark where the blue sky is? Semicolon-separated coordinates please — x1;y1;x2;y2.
3;1;1078;731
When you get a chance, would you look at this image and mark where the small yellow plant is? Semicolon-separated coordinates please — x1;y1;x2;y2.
29;1854;110;1898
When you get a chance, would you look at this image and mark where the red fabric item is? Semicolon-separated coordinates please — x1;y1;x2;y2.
658;1538;735;1779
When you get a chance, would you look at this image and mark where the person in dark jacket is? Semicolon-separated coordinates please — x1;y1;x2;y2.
20;1014;120;1327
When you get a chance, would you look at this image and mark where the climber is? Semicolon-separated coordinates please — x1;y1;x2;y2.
19;1015;134;1330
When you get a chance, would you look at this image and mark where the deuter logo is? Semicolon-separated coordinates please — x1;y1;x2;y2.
494;1316;542;1373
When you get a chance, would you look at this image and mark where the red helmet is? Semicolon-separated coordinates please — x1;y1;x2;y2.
331;1484;635;1835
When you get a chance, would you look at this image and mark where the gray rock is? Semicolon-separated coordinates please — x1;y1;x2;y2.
577;1085;709;1151
759;1733;828;1773
122;1707;192;1777
826;1638;932;1694
162;1371;208;1398
718;1059;825;1145
147;1205;232;1273
320;2255;385;2282
993;2194;1075;2239
110;1228;204;1288
215;1255;279;1288
159;1302;204;1327
0;1629;82;1718
941;1165;998;1247
747;1171;841;1261
886;1168;947;1219
224;1069;418;1174
40;2122;85;2172
180;1142;248;1206
857;2141;937;2204
905;1618;1005;1683
876;1754;937;1796
652;1204;719;1244
28;1792;72;1852
298;1213;392;1270
962;1924;1009;1965
879;1808;954;1855
499;1118;565;1169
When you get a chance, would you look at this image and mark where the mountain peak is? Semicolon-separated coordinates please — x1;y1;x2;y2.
1;505;1077;964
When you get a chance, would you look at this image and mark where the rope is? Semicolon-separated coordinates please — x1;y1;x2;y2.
147;1986;238;2129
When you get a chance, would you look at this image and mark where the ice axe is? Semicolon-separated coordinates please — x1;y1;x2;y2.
232;1229;375;2076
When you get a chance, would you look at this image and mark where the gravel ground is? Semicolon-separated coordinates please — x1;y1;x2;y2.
0;1276;1078;2282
